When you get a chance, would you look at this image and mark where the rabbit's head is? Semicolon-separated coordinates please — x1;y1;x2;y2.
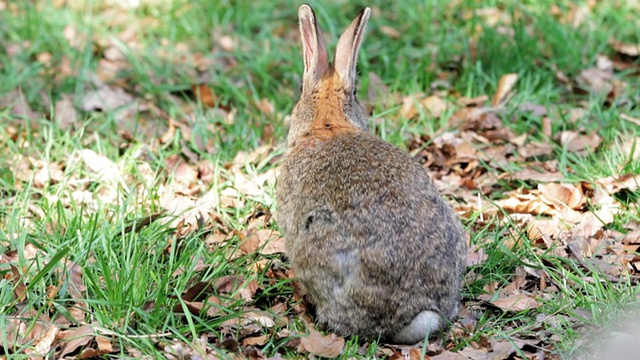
286;5;371;148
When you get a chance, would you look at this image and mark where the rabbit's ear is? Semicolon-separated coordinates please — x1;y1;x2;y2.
334;7;371;91
298;4;329;88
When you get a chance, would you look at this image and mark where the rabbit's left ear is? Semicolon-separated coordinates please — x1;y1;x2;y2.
299;4;329;89
334;7;371;91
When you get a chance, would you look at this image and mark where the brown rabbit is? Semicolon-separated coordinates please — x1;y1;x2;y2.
276;4;467;344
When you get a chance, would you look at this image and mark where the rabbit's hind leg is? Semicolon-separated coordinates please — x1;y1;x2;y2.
391;310;442;344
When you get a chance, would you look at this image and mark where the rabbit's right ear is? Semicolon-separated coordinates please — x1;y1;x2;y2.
298;4;329;89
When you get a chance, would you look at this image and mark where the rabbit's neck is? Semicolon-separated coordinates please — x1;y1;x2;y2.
308;74;357;139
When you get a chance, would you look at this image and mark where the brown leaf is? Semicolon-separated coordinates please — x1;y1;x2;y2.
181;281;215;302
381;25;401;39
255;98;275;115
467;244;488;266
217;35;237;52
81;85;135;112
54;94;78;130
457;95;488;107
494;191;557;216
596;173;640;194
242;335;268;347
192;84;217;108
31;324;59;357
508;167;564;182
175;297;223;318
59;324;94;358
399;93;425;120
298;325;345;358
431;350;468;359
62;261;87;322
610;38;640;57
96;335;114;353
576;55;617;96
488;293;541;312
538;182;585;210
422;95;448;118
33;160;64;188
571;209;616;238
78;149;125;186
240;231;261;255
491;73;518;107
0;88;41;120
527;217;570;241
622;230;640;245
8;265;28;301
559;131;602;152
238;279;259;301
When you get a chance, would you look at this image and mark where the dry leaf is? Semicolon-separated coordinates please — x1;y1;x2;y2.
381;25;401;39
31;325;59;356
255;98;275;115
242;335;268;347
54;94;78;130
509;168;564;182
596;174;640;194
192;84;217;107
399;93;425;120
538;182;585;210
559;131;602;152
431;350;469;359
422;95;448;118
298;325;345;358
488;293;541;312
0;88;41;120
59;324;95;358
81;86;134;112
96;335;114;353
610;38;640;57
491;73;518;107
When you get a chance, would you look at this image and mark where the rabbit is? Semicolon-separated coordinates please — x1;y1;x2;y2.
276;4;468;344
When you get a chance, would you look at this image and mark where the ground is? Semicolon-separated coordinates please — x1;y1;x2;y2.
0;0;639;359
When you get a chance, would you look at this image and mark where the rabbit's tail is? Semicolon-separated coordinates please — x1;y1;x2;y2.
391;310;442;344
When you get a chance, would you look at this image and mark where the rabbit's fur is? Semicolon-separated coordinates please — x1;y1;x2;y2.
276;4;467;344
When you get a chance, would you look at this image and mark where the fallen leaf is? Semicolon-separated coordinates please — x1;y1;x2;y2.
32;325;59;356
491;73;518;107
422;95;448;117
596;174;640;194
242;335;268;347
538;182;585;210
508;168;564;182
298;325;345;358
255;98;275;115
54;94;78;130
78;149;125;187
59;324;94;358
381;25;401;39
622;230;640;245
0;88;41;120
192;84;217;107
559;131;602;152
486;293;541;312
81;86;135;112
431;350;469;359
96;335;114;353
610;38;640;57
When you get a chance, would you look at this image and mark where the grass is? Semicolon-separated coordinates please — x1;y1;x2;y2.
1;0;639;359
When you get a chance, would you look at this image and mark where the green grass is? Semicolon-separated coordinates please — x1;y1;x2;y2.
1;0;639;359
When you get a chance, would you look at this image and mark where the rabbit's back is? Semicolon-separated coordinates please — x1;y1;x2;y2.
277;130;467;340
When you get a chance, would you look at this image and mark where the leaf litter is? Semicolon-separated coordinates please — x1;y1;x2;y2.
1;1;639;359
